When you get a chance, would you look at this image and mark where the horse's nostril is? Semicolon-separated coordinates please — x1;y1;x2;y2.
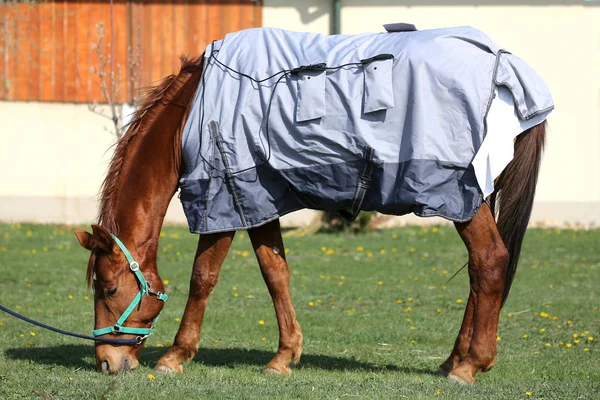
101;360;110;374
123;358;130;372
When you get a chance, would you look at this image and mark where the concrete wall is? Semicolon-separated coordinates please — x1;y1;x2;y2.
1;1;599;227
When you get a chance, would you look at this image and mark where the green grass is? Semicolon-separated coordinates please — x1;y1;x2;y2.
0;223;598;399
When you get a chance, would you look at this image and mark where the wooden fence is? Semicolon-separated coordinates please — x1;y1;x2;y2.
0;0;262;103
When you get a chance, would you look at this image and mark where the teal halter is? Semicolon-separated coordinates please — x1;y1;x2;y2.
92;234;168;344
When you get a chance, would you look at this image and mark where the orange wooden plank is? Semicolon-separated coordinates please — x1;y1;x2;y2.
2;4;19;100
207;0;222;42
173;0;188;69
74;0;88;102
161;0;175;77
63;1;78;102
14;3;31;101
113;1;128;103
39;3;54;101
28;3;41;100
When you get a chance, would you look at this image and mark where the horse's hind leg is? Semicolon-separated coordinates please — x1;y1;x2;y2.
155;231;234;374
249;219;303;375
446;204;509;384
439;275;477;374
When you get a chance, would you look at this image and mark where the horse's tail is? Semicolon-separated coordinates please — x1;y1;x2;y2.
490;121;546;307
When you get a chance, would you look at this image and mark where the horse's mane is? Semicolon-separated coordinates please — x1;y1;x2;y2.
97;56;203;235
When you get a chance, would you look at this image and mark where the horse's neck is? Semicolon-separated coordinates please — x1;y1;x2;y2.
113;67;202;254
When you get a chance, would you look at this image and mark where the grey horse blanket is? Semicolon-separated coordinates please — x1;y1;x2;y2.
179;26;554;234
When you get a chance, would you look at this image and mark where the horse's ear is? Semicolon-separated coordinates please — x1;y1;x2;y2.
91;224;116;253
74;230;95;251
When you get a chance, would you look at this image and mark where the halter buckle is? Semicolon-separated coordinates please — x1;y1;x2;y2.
129;261;140;272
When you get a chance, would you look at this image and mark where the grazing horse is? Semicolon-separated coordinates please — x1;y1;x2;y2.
75;33;547;383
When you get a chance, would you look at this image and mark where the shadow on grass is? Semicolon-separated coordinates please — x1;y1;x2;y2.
5;344;437;376
4;345;96;371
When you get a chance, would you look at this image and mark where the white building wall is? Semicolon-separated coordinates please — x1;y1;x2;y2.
1;1;598;227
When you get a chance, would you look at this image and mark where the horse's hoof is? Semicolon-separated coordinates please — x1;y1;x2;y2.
154;363;183;374
263;366;292;376
447;372;475;385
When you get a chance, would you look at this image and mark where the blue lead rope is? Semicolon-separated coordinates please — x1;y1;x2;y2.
0;303;140;345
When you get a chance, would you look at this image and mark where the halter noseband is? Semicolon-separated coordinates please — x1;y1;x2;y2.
92;234;168;344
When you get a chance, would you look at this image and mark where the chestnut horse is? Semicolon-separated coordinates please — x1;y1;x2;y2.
75;56;545;384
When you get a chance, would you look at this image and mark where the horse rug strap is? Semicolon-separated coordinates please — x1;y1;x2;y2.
179;26;554;234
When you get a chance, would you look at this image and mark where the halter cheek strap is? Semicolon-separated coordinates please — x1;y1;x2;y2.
92;234;168;341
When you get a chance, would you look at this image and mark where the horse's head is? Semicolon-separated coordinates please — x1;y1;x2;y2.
74;225;166;374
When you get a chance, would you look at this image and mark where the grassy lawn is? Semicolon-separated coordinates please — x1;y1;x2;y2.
0;223;598;399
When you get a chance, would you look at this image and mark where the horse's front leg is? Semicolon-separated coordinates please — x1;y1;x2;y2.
447;204;508;384
249;220;303;375
155;231;234;374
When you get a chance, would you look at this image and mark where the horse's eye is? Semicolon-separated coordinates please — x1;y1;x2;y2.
105;287;118;298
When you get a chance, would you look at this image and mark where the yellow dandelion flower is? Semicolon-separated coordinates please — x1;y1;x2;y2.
584;348;590;352
404;307;412;312
496;336;501;342
442;270;448;275
168;233;180;239
338;281;343;286
285;248;290;254
456;299;463;304
436;309;441;313
377;281;383;285
84;296;89;301
31;249;37;254
258;320;265;325
175;317;181;322
308;301;315;307
435;389;441;395
392;233;398;239
30;332;35;337
356;246;364;252
410;326;416;330
396;299;403;304
68;295;73;300
540;328;546;333
340;276;345;280
432;227;439;233
20;334;25;338
160;232;165;238
545;343;551;347
522;334;528;339
540;312;549;318
27;283;32;287
233;293;239;297
163;280;170;285
0;322;3;327
573;333;578;338
566;343;572;348
574;339;580;344
409;247;416;253
214;339;219;343
526;392;532;397
241;250;249;257
552;316;557;321
379;249;386;255
261;337;266;341
321;246;327;252
367;251;373;257
147;374;156;380
165;341;172;346
588;336;594;342
326;249;335;255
